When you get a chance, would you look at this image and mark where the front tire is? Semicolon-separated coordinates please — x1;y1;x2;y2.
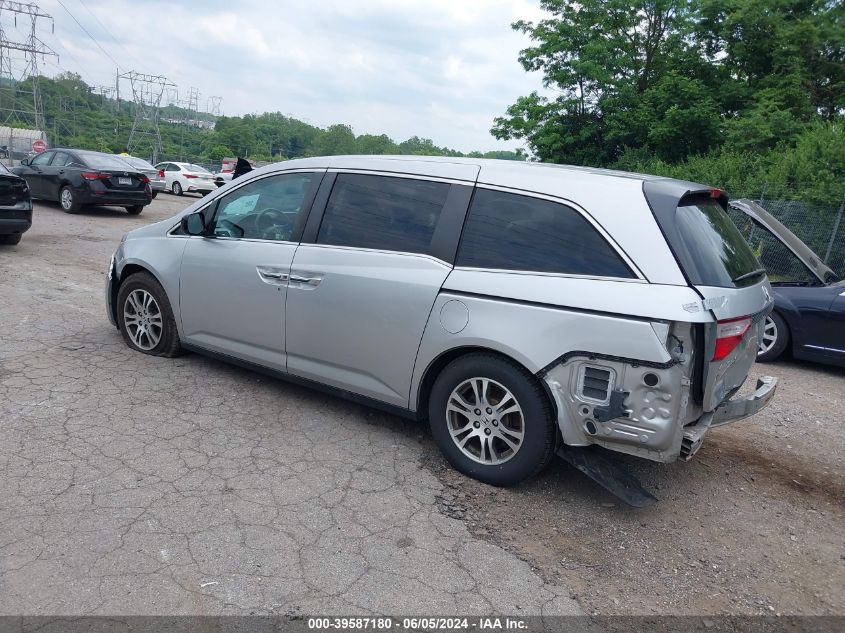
757;312;789;362
172;181;183;196
60;186;80;213
117;272;182;357
126;205;143;215
428;353;556;486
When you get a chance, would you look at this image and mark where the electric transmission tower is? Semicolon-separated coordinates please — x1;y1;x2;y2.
0;1;57;132
118;70;174;162
207;95;222;117
184;85;198;124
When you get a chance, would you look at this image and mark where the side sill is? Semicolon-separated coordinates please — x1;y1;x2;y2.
181;342;421;422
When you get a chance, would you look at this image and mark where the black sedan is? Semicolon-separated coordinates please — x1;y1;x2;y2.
12;149;152;215
0;161;32;245
728;199;845;368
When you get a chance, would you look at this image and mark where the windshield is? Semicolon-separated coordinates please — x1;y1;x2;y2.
187;164;211;174
725;208;822;285
121;156;155;170
79;153;139;171
673;196;763;288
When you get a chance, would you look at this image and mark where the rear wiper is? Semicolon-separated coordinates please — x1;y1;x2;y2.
732;268;767;283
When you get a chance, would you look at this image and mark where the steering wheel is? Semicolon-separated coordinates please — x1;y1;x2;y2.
255;207;293;240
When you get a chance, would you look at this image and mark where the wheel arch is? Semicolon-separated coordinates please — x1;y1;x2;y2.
413;345;559;422
110;261;171;325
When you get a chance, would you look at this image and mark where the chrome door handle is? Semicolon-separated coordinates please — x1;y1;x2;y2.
256;266;289;285
289;272;323;287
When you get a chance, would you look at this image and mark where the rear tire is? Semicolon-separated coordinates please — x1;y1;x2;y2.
0;233;21;245
116;272;182;358
151;191;158;199
757;312;789;362
428;353;556;487
126;205;143;215
59;186;80;213
172;181;183;196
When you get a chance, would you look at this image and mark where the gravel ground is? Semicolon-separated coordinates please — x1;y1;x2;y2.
0;195;842;616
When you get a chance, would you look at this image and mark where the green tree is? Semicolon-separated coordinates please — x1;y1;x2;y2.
310;124;357;156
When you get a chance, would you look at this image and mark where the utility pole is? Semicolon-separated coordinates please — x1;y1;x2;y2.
117;70;175;163
0;0;57;162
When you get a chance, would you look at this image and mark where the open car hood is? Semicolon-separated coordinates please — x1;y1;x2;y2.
728;198;837;285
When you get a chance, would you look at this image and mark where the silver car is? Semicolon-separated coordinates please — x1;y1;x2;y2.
118;155;166;197
105;156;777;498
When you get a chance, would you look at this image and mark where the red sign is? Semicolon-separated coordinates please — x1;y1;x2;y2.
32;139;47;154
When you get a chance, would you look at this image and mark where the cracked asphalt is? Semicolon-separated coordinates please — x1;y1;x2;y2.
1;194;843;618
0;195;579;616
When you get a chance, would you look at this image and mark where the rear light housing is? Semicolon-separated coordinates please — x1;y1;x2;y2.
712;316;752;361
82;172;110;181
157;169;165;178
183;174;198;179
138;174;150;184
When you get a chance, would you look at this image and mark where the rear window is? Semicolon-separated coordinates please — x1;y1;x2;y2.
187;164;211;174
122;156;155;170
79;153;136;170
673;197;762;288
456;189;635;278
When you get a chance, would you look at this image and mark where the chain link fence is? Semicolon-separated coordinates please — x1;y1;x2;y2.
728;186;845;279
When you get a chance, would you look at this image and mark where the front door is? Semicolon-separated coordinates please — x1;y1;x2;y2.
178;170;323;370
22;151;54;198
824;290;845;359
286;172;472;407
40;150;71;201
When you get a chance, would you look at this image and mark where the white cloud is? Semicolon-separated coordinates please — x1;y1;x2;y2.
30;0;549;152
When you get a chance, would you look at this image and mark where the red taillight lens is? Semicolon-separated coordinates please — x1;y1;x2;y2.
82;171;109;181
183;174;198;179
157;169;165;178
712;316;752;361
139;174;150;184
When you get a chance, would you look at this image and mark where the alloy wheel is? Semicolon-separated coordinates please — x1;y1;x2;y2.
60;188;73;210
758;315;778;355
446;377;525;465
123;289;163;351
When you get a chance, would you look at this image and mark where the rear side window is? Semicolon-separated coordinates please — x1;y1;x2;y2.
673;197;762;288
317;174;449;255
456;189;635;278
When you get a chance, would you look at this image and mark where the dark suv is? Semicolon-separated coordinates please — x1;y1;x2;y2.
13;149;152;215
0;161;32;245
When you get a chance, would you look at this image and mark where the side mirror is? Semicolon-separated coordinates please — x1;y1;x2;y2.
19;158;28;166
180;212;206;236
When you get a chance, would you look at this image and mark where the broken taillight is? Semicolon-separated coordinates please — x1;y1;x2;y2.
712;316;752;361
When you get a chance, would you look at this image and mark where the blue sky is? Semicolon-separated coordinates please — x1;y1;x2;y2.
18;0;549;152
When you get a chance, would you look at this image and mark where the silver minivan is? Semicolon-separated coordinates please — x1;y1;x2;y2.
106;156;777;495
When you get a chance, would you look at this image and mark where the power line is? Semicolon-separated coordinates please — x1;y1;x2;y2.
54;0;120;71
74;0;143;69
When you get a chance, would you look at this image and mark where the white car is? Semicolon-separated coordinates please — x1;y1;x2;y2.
154;161;216;196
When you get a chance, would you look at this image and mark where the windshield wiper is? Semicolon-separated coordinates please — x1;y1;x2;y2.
732;268;767;283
